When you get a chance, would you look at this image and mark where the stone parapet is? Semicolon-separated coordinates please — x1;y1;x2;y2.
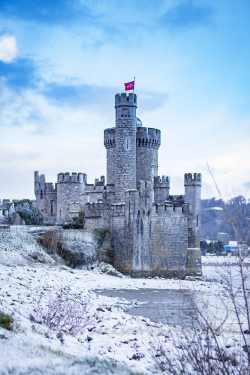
57;172;87;183
136;127;161;149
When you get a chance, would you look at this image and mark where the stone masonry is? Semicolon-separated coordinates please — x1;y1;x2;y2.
33;92;202;277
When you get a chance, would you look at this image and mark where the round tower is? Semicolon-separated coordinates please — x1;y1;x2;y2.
114;93;137;202
184;173;202;248
136;127;161;182
56;172;87;222
104;127;115;185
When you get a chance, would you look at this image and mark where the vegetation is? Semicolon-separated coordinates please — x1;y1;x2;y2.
30;288;95;335
201;195;250;243
0;311;14;331
62;208;85;229
93;228;109;249
14;199;43;225
200;240;224;255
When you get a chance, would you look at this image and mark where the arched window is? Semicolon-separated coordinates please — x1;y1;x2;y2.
40;190;43;199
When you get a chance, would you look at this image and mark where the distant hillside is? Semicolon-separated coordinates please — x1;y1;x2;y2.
201;196;250;242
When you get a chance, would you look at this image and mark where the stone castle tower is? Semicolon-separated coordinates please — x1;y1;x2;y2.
34;92;202;277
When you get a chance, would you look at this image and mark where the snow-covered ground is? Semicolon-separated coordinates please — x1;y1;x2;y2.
0;233;249;374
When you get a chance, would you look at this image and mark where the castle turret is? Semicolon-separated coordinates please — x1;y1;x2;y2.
184;173;202;248
56;172;87;222
136;127;161;182
114;93;137;202
154;175;170;204
104;127;115;185
34;171;45;200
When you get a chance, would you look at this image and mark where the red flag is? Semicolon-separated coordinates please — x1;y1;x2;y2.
124;81;134;91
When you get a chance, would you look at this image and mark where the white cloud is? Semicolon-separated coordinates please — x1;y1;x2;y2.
0;35;18;63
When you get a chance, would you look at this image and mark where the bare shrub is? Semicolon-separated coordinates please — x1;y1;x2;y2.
30;287;96;335
149;288;250;374
38;229;65;255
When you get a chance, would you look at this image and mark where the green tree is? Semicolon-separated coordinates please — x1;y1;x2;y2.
14;199;43;225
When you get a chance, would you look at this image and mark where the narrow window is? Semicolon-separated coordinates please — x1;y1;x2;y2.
50;200;54;214
197;214;199;228
125;137;131;151
40;190;43;199
60;209;61;219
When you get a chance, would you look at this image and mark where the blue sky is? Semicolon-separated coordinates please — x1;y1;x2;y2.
0;0;250;200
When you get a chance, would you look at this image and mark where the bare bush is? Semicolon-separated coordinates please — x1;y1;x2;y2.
38;229;65;255
30;287;96;335
150;288;250;374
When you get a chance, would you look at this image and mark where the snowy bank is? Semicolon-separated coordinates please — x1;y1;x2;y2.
0;233;249;374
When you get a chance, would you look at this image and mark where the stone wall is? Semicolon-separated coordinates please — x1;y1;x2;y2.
113;182;189;278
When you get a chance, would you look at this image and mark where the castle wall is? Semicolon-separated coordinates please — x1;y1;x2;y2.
112;182;189;277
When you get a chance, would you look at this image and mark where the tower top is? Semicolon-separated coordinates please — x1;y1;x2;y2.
115;93;137;108
184;173;202;187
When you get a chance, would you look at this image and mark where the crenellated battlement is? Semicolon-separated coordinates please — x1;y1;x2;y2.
184;173;202;186
104;128;116;148
57;172;87;183
85;201;103;218
112;203;125;217
136;127;161;148
95;176;105;186
154;175;170;188
155;203;187;216
45;183;56;192
115;93;137;107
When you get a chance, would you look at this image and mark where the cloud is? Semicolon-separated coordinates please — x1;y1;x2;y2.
161;2;214;31
0;35;17;62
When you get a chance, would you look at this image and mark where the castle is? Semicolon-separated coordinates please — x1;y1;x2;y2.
34;92;202;277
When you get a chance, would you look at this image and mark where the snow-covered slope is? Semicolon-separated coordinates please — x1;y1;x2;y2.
0;234;249;374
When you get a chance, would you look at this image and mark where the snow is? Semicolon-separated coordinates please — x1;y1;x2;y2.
0;234;249;374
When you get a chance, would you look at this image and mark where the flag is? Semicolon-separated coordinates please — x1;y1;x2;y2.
124;81;134;91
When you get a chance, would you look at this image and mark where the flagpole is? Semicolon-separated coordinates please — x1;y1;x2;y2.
133;76;135;94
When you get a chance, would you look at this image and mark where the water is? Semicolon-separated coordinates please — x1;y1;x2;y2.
94;264;250;332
